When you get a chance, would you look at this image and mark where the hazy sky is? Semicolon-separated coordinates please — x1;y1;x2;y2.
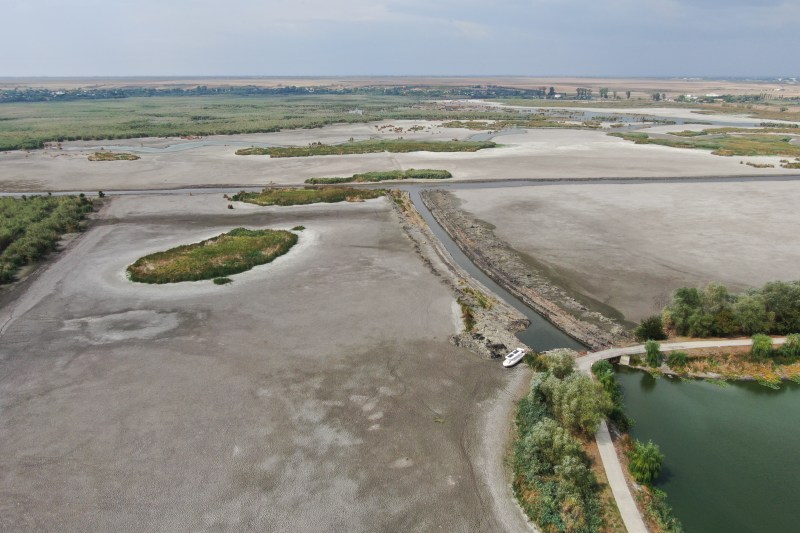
2;0;798;77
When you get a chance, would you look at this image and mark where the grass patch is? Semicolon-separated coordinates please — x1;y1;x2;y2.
458;298;476;331
610;131;800;157
745;161;775;168
127;228;297;284
213;277;233;285
305;169;451;184
291;225;306;231
441;118;595;130
236;139;496;158
462;285;493;310
0;195;94;284
87;151;140;161
231;187;385;206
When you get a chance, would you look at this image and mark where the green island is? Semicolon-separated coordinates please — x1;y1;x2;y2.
87;151;140;161
231;187;385;206
0;194;95;284
441;118;600;130
609;131;800;157
235;139;496;157
305;169;452;184
127;227;298;284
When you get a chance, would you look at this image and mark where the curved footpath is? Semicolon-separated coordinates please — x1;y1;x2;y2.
579;337;788;533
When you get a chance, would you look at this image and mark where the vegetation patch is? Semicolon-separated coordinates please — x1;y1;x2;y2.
87;151;140;161
745;161;775;168
513;351;615;532
0;194;94;284
305;169;452;184
610;131;800;157
236;139;496;157
441;118;597;130
662;281;800;337
127;228;297;284
231;187;385;206
213;277;233;285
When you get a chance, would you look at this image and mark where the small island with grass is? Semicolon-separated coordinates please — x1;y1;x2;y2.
127;227;298;283
231;187;385;206
305;169;451;184
88;152;141;161
610;129;800;157
235;139;496;157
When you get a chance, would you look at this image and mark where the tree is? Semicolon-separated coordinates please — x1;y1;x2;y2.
628;439;664;484
546;349;576;378
599;87;609;99
646;340;661;367
540;373;612;436
635;315;668;341
652;92;662;101
751;333;773;359
626;90;631;99
548;86;556;98
733;294;771;334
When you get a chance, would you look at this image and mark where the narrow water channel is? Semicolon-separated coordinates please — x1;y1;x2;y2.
616;367;800;533
404;187;585;352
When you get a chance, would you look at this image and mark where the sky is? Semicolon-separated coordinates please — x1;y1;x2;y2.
1;0;798;77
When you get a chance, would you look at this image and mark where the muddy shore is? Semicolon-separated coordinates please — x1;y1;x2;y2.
421;190;625;350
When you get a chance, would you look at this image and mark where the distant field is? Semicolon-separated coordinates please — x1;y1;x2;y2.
0;94;521;151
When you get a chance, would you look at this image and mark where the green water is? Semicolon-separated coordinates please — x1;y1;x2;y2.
615;367;800;533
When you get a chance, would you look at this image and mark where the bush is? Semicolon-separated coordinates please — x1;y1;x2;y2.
751;333;774;359
646;340;661;367
628;439;664;485
635;315;668;341
666;351;688;369
781;334;800;358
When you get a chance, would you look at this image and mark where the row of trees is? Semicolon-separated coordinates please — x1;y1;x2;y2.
662;282;800;337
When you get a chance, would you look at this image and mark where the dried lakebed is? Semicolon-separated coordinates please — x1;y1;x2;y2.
0;194;533;532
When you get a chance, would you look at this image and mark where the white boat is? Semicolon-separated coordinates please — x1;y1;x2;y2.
502;347;527;368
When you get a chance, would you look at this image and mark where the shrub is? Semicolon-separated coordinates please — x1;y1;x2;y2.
646;340;661;367
666;351;688;369
213;277;232;285
781;334;800;358
592;359;632;431
751;334;774;359
291;225;306;231
628;439;664;485
635;315;668;341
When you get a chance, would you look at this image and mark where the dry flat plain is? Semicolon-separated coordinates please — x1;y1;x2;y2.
449;179;800;323
2;105;800;192
0;195;531;531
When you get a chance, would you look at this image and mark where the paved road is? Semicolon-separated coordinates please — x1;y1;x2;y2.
581;337;788;533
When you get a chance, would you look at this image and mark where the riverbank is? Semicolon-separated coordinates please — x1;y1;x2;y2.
389;191;529;358
421;189;625;350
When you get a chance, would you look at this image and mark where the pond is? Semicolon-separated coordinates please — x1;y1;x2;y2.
615;367;800;532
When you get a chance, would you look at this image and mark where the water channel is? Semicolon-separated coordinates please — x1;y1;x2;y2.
616;367;800;533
